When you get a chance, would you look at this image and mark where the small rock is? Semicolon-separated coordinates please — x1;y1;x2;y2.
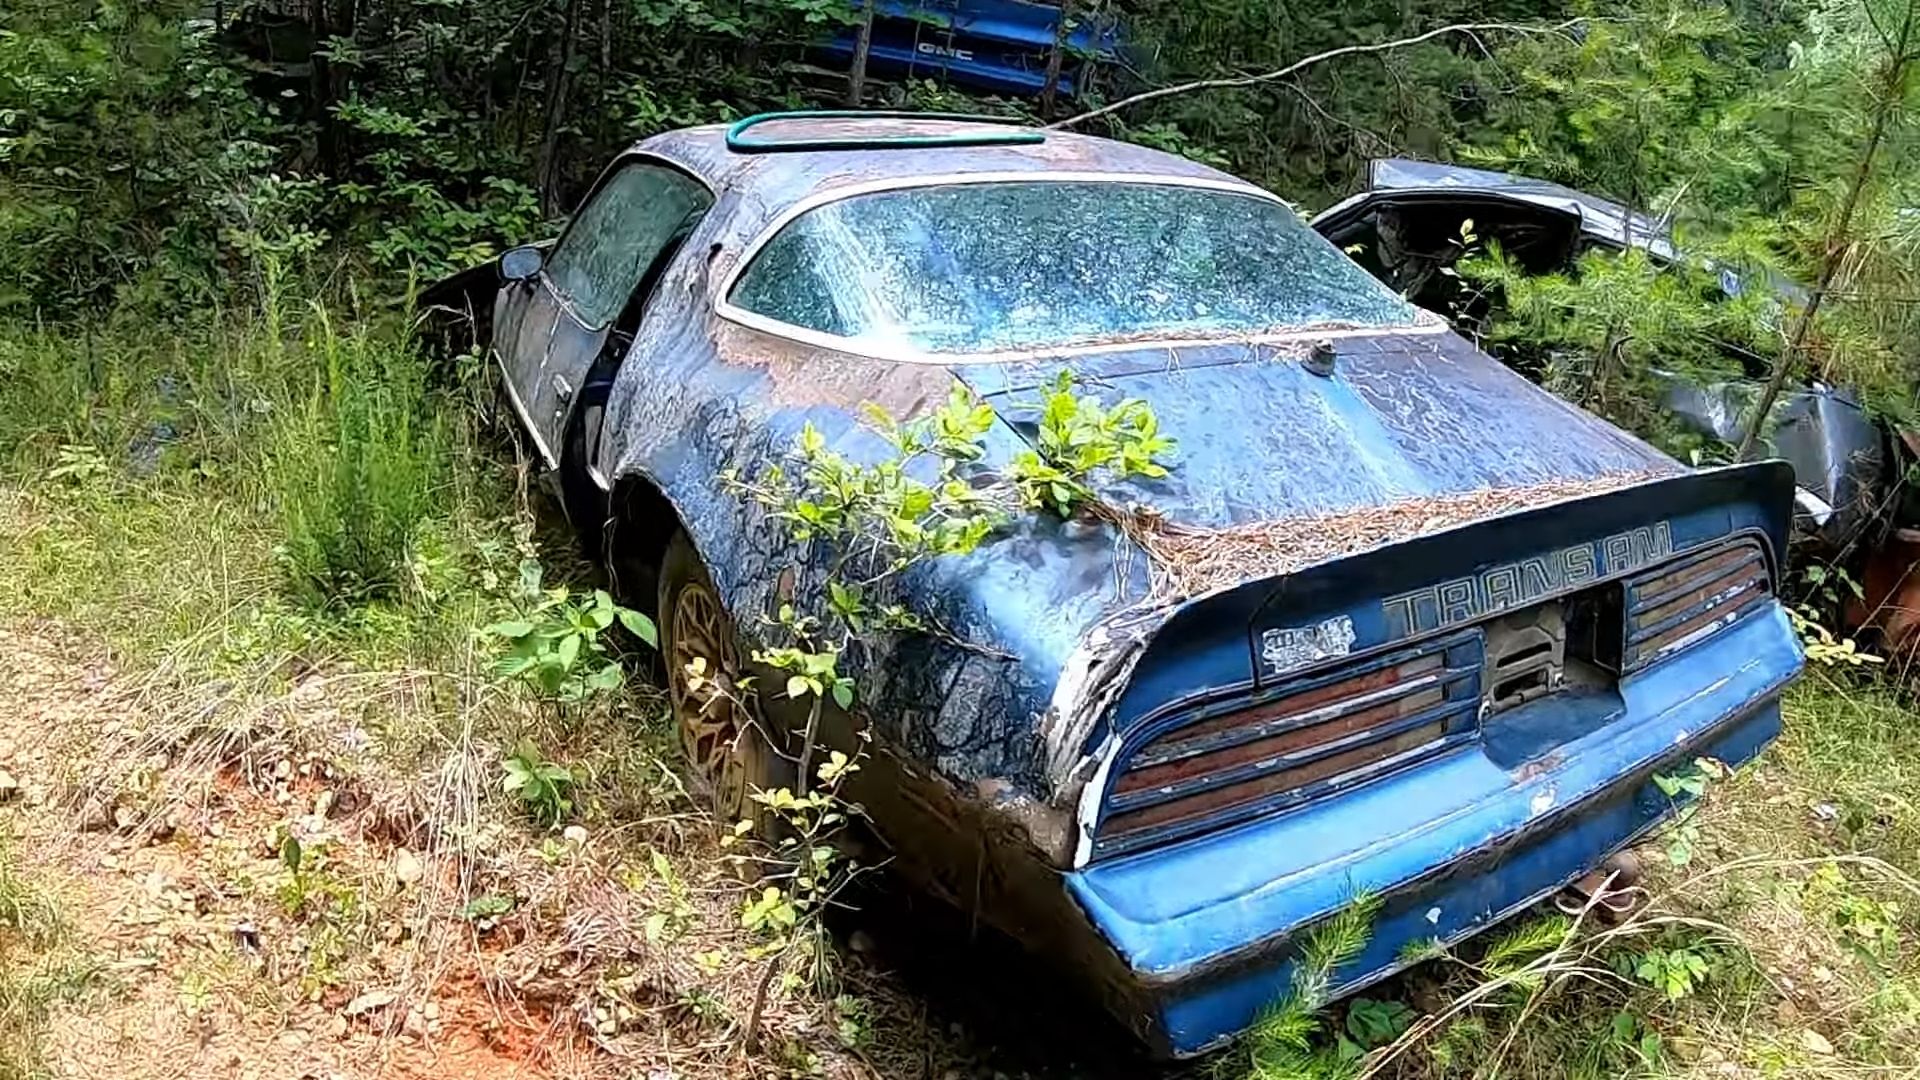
848;929;877;955
1802;1029;1834;1055
400;1008;428;1041
1813;802;1839;822
562;824;589;846
420;1002;440;1021
150;809;179;842
112;804;139;831
273;759;293;780
342;989;397;1017
393;849;423;886
98;853;119;870
326;1015;349;1039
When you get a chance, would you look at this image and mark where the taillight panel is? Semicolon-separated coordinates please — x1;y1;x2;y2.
1624;539;1772;670
1088;536;1775;862
1092;631;1483;859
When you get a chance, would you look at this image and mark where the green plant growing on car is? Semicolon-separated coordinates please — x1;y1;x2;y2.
1008;370;1176;516
717;374;1175;1042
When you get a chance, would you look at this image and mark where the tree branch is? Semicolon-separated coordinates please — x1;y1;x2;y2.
1736;4;1916;459
1048;19;1589;130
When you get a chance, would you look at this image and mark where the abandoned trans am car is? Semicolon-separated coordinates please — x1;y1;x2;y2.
428;113;1806;1056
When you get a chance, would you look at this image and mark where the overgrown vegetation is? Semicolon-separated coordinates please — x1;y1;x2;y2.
0;839;70;1080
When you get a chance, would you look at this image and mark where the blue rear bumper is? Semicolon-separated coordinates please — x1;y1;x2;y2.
1063;603;1802;1056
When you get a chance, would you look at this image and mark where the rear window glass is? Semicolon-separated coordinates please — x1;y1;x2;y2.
727;180;1418;355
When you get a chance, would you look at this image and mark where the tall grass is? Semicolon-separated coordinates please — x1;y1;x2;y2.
0;839;66;1080
0;287;497;668
263;306;449;606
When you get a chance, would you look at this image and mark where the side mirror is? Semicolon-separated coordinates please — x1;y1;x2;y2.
500;245;545;283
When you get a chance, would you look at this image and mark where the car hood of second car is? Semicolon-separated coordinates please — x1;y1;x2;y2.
947;326;1684;531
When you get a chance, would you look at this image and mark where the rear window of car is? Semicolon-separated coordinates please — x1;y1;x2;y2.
726;179;1419;356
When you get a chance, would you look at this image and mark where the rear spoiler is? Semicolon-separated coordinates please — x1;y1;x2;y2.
1103;462;1794;738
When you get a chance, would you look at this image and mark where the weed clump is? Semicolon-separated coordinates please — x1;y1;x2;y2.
264;308;448;607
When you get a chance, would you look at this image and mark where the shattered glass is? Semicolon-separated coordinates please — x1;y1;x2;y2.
730;181;1418;354
545;161;712;329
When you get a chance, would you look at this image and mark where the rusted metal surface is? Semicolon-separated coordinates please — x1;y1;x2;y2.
1852;526;1920;654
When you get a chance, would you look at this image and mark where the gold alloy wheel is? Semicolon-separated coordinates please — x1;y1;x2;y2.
667;577;751;820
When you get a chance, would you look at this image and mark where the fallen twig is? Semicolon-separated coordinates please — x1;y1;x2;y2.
1049;19;1589;131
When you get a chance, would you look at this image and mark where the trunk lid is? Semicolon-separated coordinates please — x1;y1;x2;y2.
950;328;1682;530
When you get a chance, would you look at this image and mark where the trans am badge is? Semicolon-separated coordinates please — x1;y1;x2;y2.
1260;616;1357;678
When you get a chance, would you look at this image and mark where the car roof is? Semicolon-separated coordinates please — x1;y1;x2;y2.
631;116;1263;241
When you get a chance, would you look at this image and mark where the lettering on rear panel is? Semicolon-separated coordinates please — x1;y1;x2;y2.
1383;522;1672;638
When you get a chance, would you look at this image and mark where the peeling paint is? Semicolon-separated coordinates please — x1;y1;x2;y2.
1530;787;1557;818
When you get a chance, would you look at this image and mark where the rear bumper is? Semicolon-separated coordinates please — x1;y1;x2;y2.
1063;603;1802;1057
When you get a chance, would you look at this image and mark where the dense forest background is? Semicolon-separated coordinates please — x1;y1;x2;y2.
3;0;1917;441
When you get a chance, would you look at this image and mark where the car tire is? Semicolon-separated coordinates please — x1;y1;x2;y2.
658;530;793;837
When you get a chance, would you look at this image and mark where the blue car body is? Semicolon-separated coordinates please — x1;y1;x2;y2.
816;0;1121;97
441;115;1805;1058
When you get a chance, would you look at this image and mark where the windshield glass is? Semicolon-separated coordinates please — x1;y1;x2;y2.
728;180;1418;355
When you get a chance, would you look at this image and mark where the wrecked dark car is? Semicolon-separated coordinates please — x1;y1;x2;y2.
1311;157;1889;553
431;115;1805;1056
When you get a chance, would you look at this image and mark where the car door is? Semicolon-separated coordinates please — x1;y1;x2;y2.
494;156;713;467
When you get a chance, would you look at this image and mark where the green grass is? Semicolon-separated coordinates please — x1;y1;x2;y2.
0;291;666;821
263;305;452;607
1315;668;1920;1080
0;838;72;1080
0;296;515;667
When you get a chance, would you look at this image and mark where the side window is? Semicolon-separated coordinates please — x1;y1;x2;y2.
544;161;713;329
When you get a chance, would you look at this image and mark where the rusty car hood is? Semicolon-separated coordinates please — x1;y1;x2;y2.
949;327;1682;530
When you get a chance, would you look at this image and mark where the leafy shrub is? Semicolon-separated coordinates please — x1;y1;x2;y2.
1630;941;1717;1001
0;0;278;315
502;740;575;826
1009;371;1177;516
482;587;656;701
264;308;447;606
